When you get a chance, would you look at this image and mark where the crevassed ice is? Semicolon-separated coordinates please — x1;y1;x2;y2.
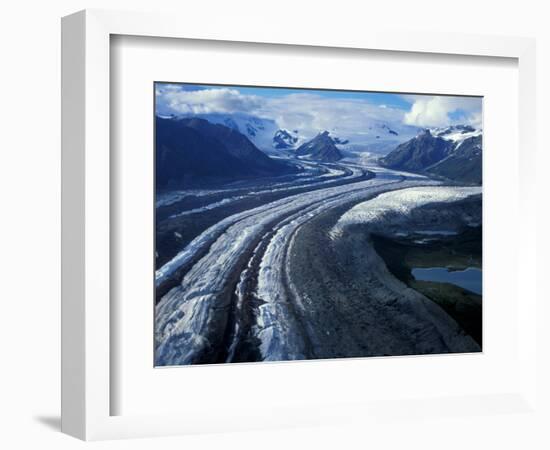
331;185;481;237
155;164;364;288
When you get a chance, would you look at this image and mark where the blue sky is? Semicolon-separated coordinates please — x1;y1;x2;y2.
168;83;413;108
155;82;482;143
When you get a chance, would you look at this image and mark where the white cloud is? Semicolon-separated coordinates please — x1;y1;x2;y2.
157;87;416;143
156;86;482;145
157;87;264;115
254;93;415;142
403;95;482;127
466;111;483;128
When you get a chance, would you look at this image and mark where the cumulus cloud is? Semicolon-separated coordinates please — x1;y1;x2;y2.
156;86;264;115
403;95;482;128
156;86;415;143
254;93;415;143
155;85;482;146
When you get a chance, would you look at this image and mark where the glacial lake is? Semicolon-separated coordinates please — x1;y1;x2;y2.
411;267;482;295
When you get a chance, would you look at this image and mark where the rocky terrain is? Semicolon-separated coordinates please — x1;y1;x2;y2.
154;117;483;366
156;117;298;188
295;131;343;162
380;125;482;184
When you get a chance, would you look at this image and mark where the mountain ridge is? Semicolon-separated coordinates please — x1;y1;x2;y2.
379;126;482;184
295;131;343;162
156;116;297;188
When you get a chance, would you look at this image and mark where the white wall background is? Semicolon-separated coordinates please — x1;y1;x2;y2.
0;0;548;448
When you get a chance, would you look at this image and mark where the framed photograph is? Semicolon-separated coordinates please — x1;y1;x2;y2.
153;82;484;367
62;9;538;440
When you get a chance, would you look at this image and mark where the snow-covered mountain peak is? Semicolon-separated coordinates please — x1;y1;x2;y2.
168;112;278;152
273;129;300;149
429;125;482;145
272;129;350;151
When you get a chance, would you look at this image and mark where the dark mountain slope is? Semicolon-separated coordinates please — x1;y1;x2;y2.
427;135;482;184
379;130;454;171
379;128;482;184
156;117;296;188
295;131;343;162
177;118;290;174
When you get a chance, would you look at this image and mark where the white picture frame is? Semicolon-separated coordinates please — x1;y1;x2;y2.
61;9;538;441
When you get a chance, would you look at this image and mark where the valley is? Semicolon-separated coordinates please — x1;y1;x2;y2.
153;85;483;366
155;157;482;365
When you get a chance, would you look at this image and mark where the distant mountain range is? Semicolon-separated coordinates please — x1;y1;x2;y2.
158;111;420;156
379;125;482;184
156;117;297;188
156;115;481;187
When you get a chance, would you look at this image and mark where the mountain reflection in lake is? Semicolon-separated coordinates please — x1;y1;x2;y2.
412;267;482;295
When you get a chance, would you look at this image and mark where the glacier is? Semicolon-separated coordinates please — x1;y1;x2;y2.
331;185;482;238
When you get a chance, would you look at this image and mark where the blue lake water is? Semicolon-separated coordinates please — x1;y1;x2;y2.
415;230;458;236
411;267;482;295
